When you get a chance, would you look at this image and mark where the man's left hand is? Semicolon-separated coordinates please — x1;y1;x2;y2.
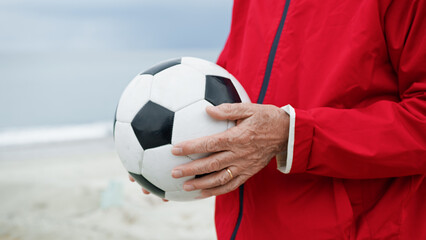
170;103;289;198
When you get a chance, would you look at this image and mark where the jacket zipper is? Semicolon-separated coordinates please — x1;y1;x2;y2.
257;0;291;104
230;0;292;239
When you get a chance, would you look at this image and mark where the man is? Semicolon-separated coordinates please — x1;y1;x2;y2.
136;0;426;239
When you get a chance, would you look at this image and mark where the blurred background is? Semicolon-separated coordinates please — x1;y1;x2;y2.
0;0;232;239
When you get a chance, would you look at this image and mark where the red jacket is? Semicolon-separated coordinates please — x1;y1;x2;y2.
215;0;426;239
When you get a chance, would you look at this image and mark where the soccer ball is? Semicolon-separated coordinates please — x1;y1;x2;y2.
113;57;250;201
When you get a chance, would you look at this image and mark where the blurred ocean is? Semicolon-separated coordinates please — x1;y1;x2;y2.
0;49;220;147
0;2;226;238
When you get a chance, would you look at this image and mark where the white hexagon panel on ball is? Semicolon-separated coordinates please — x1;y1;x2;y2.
142;144;194;192
116;74;153;123
150;64;206;112
114;121;143;174
172;99;230;160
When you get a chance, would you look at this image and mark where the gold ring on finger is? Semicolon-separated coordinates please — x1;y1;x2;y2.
226;168;234;179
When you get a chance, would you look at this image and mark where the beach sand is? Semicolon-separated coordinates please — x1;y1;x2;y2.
0;138;216;240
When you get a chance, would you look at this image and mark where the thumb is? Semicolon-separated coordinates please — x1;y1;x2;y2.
206;103;254;121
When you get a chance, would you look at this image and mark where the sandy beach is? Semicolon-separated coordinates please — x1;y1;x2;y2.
0;137;216;240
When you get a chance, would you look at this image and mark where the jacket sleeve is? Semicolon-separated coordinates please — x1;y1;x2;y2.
285;0;426;179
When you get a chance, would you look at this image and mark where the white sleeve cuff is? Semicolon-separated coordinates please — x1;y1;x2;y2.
276;104;296;174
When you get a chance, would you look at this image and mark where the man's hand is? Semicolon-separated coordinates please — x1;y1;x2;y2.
171;103;289;199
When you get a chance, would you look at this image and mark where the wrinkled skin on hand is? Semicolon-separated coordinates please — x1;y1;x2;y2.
171;103;289;199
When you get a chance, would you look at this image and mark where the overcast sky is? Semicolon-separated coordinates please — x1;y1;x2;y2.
0;0;233;52
0;0;234;129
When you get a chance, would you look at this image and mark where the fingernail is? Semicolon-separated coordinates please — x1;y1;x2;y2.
171;147;183;155
183;184;195;191
172;169;183;178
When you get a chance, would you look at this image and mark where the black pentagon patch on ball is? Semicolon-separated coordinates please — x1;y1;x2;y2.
131;101;174;150
141;58;181;75
205;75;242;106
128;172;165;198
